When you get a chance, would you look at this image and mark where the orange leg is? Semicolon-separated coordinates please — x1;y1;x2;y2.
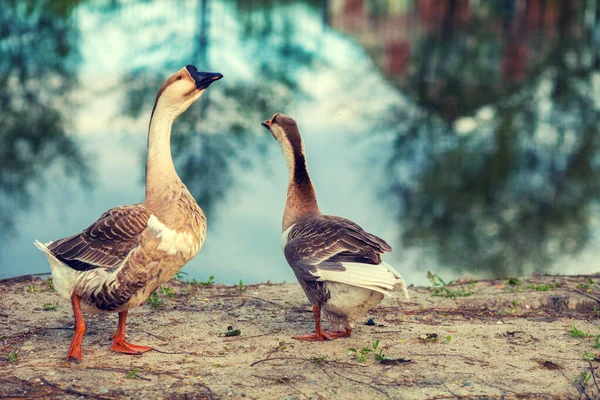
293;305;326;341
66;292;86;363
324;328;352;339
110;311;152;355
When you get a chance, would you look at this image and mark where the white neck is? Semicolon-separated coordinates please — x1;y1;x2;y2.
278;136;297;181
145;106;180;200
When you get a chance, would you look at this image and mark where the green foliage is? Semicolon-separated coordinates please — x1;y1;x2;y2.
238;279;244;292
511;300;520;313
125;369;139;379
575;371;592;386
4;352;18;363
26;284;35;293
160;286;174;298
218;326;241;337
445;335;452;343
192;276;215;287
526;282;560;291
174;271;187;281
427;272;474;298
347;346;371;363
175;272;215;288
593;336;600;349
46;278;54;291
569;326;592;338
348;340;384;363
313;355;327;366
190;276;215;286
42;302;58;311
147;292;163;309
507;278;521;285
372;339;385;361
577;278;597;290
582;351;596;361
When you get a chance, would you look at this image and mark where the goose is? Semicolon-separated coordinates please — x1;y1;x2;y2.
261;113;409;341
34;65;223;362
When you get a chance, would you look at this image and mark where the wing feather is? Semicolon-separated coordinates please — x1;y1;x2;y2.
47;205;151;272
285;215;391;269
284;215;408;300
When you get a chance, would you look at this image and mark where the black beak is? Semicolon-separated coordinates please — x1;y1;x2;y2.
186;65;223;89
261;121;271;131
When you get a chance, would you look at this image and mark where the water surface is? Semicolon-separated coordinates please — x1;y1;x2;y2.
1;0;599;285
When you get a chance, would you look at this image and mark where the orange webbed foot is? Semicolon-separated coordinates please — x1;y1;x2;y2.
293;332;326;341
323;328;351;340
66;343;83;363
110;340;152;355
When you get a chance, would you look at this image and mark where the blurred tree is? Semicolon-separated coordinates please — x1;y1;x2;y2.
116;0;323;218
375;1;600;276
0;0;91;253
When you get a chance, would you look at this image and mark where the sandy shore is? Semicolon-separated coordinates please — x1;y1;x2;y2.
0;273;598;399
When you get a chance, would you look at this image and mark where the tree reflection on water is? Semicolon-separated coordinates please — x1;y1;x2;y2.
337;1;600;276
2;0;598;279
119;0;322;218
0;1;90;249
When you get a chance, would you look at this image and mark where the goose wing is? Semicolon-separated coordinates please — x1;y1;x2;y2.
284;216;404;296
284;215;391;267
47;205;151;271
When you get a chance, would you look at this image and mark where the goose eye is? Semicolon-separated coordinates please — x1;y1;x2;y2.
177;75;182;80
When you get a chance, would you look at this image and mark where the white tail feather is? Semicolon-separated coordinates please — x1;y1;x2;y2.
34;239;79;300
34;240;53;255
380;261;410;300
311;261;410;299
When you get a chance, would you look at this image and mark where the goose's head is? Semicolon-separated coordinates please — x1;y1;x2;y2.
152;65;223;119
262;113;300;143
262;113;305;162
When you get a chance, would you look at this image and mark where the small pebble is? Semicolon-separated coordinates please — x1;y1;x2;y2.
99;387;109;394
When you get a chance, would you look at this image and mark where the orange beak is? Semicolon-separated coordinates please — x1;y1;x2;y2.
261;119;272;131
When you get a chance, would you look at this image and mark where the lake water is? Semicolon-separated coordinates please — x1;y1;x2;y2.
1;0;599;286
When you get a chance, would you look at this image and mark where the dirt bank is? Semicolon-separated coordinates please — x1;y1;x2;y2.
0;273;599;399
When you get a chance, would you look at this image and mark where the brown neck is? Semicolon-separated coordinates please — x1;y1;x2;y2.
282;144;320;231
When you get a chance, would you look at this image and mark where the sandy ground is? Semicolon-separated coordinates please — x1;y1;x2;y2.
0;273;599;399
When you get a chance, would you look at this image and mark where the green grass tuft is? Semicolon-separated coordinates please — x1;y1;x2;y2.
507;278;521;285
42;302;58;311
427;272;474;298
147;292;164;309
569;326;592;338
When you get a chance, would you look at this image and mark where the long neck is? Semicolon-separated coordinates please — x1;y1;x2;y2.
144;105;181;204
282;138;320;231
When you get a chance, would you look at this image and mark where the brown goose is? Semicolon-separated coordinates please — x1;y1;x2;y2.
34;65;223;362
262;113;409;341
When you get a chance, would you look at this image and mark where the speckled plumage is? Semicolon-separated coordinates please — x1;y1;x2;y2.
34;65;221;362
36;68;210;314
37;195;205;314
